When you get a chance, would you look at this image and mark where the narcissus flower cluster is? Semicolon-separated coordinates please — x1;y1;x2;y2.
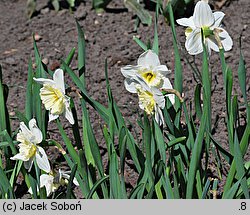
176;0;233;55
34;68;74;125
12;68;78;196
121;50;174;125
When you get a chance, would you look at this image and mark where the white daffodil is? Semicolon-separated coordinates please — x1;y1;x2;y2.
176;0;233;55
39;169;79;197
121;49;175;104
40;174;59;197
33;68;74;125
133;77;166;125
11;119;51;173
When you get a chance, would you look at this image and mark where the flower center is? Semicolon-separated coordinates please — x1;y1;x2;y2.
139;69;163;87
19;140;37;159
201;26;214;38
140;70;156;84
137;88;155;115
40;84;66;115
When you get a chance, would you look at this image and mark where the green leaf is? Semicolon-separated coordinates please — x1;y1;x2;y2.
238;51;247;102
186;108;207;198
194;83;202;120
25;58;34;120
223;180;241;199
52;0;60;11
28;174;38;199
26;0;36;18
129;183;144;199
167;136;186;149
71;99;83;151
56;119;80;166
78;149;90;194
62;61;110;123
143;114;154;185
152;2;160;55
0;167;14;198
233;132;249;198
153;119;166;166
66;163;77;199
92;0;112;11
61;47;76;70
133;36;148;51
76;20;86;81
86;175;109;199
167;3;183;96
124;0;152;26
109;153;122;199
67;0;75;8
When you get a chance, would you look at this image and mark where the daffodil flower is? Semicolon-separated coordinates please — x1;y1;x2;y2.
11;119;51;173
35;169;79;197
133;76;166;125
33;69;74;125
121;50;175;104
176;0;233;55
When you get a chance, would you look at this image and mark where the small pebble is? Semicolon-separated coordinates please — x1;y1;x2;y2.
41;7;49;15
9;111;15;117
34;33;42;41
42;58;49;65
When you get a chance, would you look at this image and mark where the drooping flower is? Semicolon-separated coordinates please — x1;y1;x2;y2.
176;0;233;55
131;76;166;125
30;169;79;197
11;119;51;173
121;49;175;104
33;68;74;125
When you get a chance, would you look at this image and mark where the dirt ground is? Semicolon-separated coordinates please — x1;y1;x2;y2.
0;0;249;198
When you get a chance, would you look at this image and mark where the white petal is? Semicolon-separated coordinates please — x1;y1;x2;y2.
19;122;32;137
176;17;196;29
207;37;219;52
166;94;175;105
193;1;214;28
162;77;173;90
153;65;170;74
161;78;175;105
53;69;65;94
124;79;137;93
40;174;54;196
65;106;75;125
152;87;165;109
33;78;56;86
36;146;51;173
137;50;160;68
49;113;59;122
121;65;140;78
185;29;203;55
61;172;79;186
211;11;225;29
28;119;43;144
10;153;27;161
219;28;233;51
154;105;165;126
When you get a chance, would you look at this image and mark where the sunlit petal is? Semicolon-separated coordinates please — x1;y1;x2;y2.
36;146;51;173
176;17;196;29
193;1;214;28
53;69;65;94
28;119;43;144
137;50;160;68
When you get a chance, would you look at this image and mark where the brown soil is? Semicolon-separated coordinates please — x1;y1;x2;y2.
0;0;249;198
